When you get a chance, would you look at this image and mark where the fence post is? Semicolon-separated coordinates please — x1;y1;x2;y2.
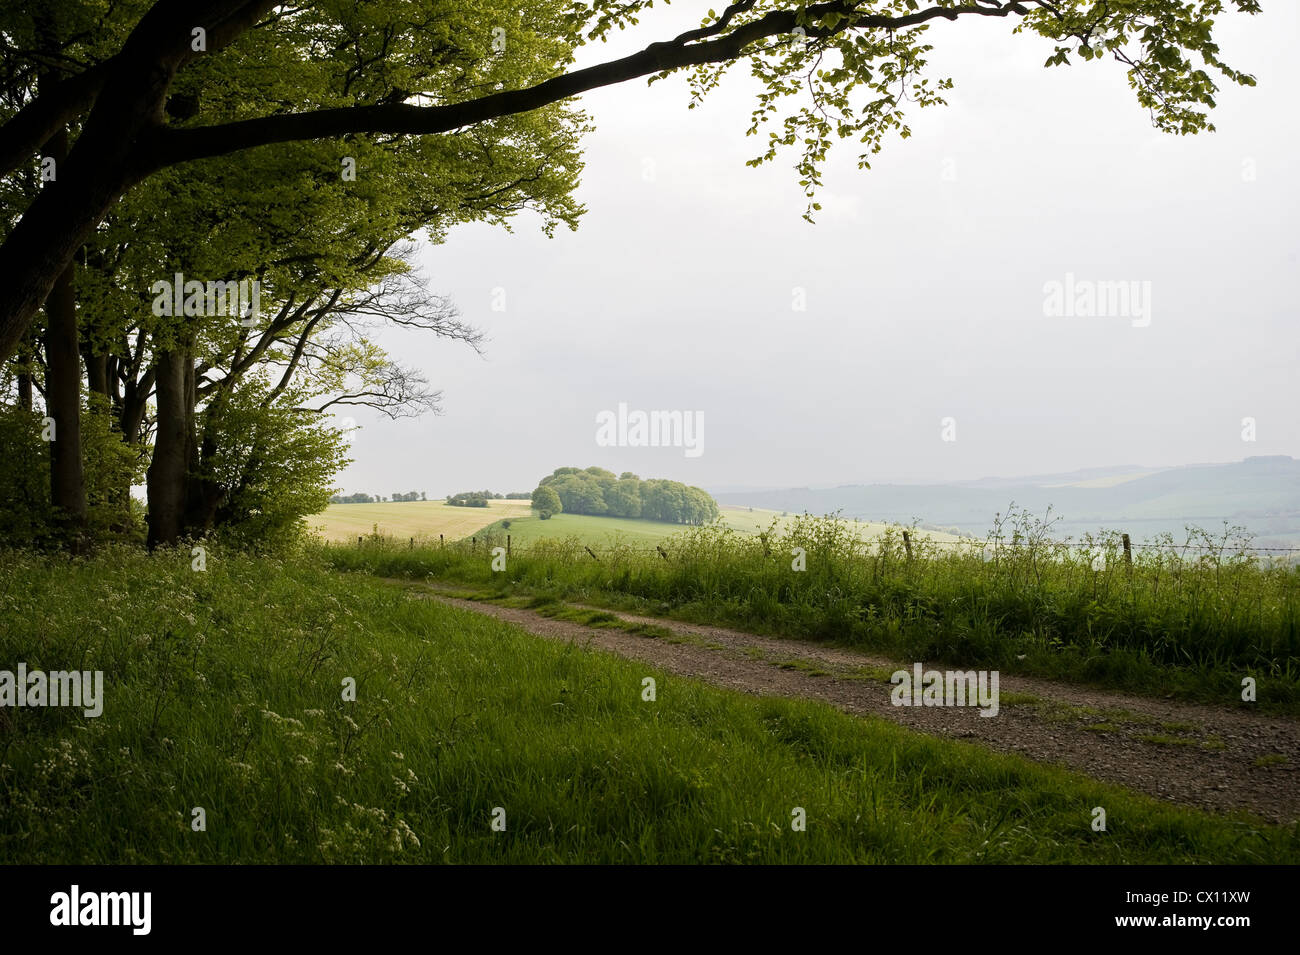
440;534;444;548
409;537;414;550
585;546;600;562
472;536;477;551
357;535;363;547
1122;533;1132;570
657;545;669;560
902;531;913;561
507;534;511;557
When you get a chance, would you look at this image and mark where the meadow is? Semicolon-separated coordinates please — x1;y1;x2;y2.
309;499;533;542
0;545;1294;863
329;509;1300;711
311;499;969;550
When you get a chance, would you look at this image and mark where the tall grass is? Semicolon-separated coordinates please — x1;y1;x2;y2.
327;508;1300;707
0;545;1295;862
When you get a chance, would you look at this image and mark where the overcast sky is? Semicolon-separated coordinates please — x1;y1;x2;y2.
334;2;1299;499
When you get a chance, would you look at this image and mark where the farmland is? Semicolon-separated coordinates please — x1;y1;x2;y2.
309;499;533;542
314;499;971;550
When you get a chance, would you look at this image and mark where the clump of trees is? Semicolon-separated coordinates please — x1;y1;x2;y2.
330;493;375;504
447;492;490;508
329;491;426;504
534;467;718;525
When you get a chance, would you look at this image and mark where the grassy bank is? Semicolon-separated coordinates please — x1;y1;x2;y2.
1;546;1295;862
326;512;1300;711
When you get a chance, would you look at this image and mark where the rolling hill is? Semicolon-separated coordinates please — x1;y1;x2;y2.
713;456;1300;549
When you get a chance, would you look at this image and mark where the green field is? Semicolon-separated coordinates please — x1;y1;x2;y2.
2;545;1293;863
481;511;690;548
309;499;533;542
455;504;969;551
310;500;970;550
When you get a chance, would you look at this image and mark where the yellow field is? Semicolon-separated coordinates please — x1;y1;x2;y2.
310;500;970;545
717;506;966;543
308;499;533;542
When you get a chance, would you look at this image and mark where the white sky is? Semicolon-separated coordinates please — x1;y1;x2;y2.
335;1;1299;498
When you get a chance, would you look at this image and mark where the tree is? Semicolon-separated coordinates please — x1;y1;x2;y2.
0;0;1259;367
534;466;717;524
3;1;587;548
531;485;562;519
604;477;642;518
447;491;489;507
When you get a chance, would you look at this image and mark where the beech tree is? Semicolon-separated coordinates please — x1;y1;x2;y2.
0;0;1260;369
2;0;586;546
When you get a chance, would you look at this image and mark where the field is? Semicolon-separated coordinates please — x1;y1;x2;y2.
309;499;533;542
321;501;971;551
477;511;682;547
330;511;1300;710
1;545;1294;863
309;500;969;551
717;505;966;542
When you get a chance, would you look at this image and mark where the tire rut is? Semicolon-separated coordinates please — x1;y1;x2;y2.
404;583;1300;824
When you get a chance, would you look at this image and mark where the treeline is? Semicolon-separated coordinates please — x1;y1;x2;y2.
533;467;718;524
330;492;427;504
447;490;531;507
447;492;489;507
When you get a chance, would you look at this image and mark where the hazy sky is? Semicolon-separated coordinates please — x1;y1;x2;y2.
335;2;1299;499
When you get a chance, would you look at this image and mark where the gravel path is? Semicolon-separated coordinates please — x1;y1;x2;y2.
405;583;1300;823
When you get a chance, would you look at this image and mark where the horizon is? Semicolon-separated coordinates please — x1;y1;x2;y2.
328;452;1298;499
327;2;1300;499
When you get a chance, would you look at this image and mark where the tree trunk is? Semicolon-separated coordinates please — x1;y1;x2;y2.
44;259;88;527
146;349;190;548
15;337;34;411
42;126;89;544
84;349;108;398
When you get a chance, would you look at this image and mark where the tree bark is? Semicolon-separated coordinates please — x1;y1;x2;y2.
15;337;34;411
42;121;89;540
146;349;191;547
44;256;88;533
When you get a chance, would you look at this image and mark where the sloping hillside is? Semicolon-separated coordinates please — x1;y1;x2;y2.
715;457;1300;547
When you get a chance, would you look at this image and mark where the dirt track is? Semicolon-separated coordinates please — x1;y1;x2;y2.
405;583;1300;824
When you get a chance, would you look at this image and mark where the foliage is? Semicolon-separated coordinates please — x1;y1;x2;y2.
0;403;52;545
446;492;490;508
530;484;562;519
537;466;718;524
196;377;351;546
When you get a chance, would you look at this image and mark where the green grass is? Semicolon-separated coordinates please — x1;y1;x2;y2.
2;547;1296;863
718;506;966;543
482;511;684;547
327;511;1300;712
465;506;968;552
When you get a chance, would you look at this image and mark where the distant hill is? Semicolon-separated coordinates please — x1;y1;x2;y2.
713;457;1300;549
